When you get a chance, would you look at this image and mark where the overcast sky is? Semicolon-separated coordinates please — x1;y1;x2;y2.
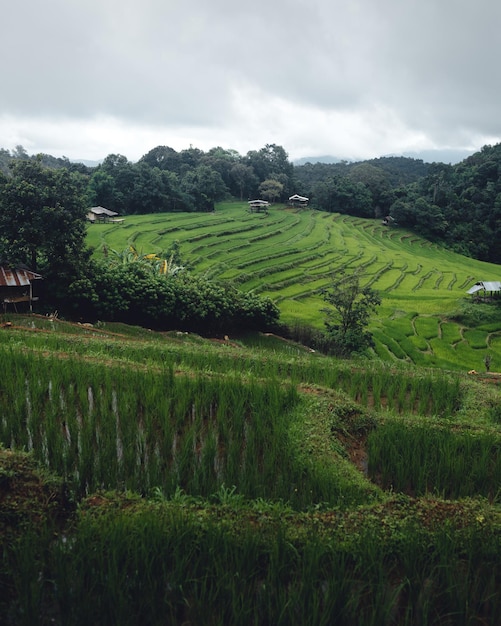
1;0;500;163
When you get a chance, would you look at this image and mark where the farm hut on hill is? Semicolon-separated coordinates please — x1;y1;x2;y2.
467;281;501;300
288;194;309;208
248;199;270;213
87;206;124;224
0;265;42;313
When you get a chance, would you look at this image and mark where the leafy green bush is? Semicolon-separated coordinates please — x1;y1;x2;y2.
68;262;280;334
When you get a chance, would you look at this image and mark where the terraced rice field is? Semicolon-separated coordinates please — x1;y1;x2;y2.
86;202;501;371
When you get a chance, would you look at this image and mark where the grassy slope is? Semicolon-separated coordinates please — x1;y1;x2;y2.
1;317;501;623
86;201;501;372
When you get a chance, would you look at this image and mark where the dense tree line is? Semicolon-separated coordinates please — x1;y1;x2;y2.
0;143;295;214
388;145;501;263
2;142;501;264
88;143;296;213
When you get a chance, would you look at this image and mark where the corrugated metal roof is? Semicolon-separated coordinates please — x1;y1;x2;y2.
0;267;42;287
467;281;501;294
89;206;118;217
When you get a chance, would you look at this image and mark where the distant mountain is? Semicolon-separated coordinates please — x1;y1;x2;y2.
294;149;475;167
293;155;346;166
399;149;475;165
71;158;102;167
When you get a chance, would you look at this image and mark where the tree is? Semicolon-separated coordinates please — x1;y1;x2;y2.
230;163;258;200
321;272;381;356
259;178;284;203
180;165;229;211
0;157;91;312
347;163;394;217
86;170;116;208
99;153;135;213
313;176;373;217
0;157;88;273
139;145;182;173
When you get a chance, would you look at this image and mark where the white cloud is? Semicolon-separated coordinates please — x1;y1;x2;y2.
1;0;500;161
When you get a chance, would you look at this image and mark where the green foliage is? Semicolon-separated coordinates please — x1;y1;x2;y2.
83;203;501;369
322;272;381;356
258;178;284;202
0;157;88;273
68;261;280;334
450;301;501;327
312;175;374;217
387;145;501;263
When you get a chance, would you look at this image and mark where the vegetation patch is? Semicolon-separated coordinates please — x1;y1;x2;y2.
0;309;500;623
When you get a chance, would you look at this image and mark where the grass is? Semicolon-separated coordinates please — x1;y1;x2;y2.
85;202;501;371
4;199;501;622
1;316;501;623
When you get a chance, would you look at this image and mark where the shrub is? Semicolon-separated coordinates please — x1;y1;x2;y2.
67;262;280;334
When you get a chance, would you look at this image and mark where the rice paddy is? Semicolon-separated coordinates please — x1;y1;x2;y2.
86;201;501;372
3;208;501;624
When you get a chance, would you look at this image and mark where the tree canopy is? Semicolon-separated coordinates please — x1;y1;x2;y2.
0;158;88;273
322;272;381;356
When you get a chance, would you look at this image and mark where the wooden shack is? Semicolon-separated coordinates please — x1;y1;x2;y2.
467;281;501;300
0;266;42;313
287;194;309;208
87;206;123;223
248;199;270;213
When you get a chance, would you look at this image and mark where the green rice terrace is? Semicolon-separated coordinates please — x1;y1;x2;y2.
87;201;501;372
0;315;501;626
1;310;501;624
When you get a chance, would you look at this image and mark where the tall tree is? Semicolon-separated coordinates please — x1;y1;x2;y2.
139;145;182;173
180;165;229;211
245;144;294;194
259;178;284;203
0;157;88;273
322;272;381;356
230;163;258;200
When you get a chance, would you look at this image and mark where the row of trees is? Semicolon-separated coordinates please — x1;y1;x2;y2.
1;143;296;214
0;144;431;221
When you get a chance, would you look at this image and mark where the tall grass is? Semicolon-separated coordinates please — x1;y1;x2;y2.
5;503;500;625
2;350;358;503
367;421;501;499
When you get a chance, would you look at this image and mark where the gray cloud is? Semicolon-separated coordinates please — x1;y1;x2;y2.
1;0;500;160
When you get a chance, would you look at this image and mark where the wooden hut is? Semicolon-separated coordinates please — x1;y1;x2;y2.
0;265;42;313
248;199;270;213
467;281;501;300
288;194;309;208
87;206;123;223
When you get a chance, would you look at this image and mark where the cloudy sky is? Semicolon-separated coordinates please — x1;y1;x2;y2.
1;0;500;163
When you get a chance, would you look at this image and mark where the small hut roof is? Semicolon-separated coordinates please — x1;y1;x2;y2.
88;206;118;217
467;281;501;294
288;194;309;202
0;266;42;287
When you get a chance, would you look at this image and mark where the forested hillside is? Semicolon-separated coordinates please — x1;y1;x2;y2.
2;142;501;263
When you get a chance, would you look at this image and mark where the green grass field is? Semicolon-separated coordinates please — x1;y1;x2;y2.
86;201;501;372
2;315;501;624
